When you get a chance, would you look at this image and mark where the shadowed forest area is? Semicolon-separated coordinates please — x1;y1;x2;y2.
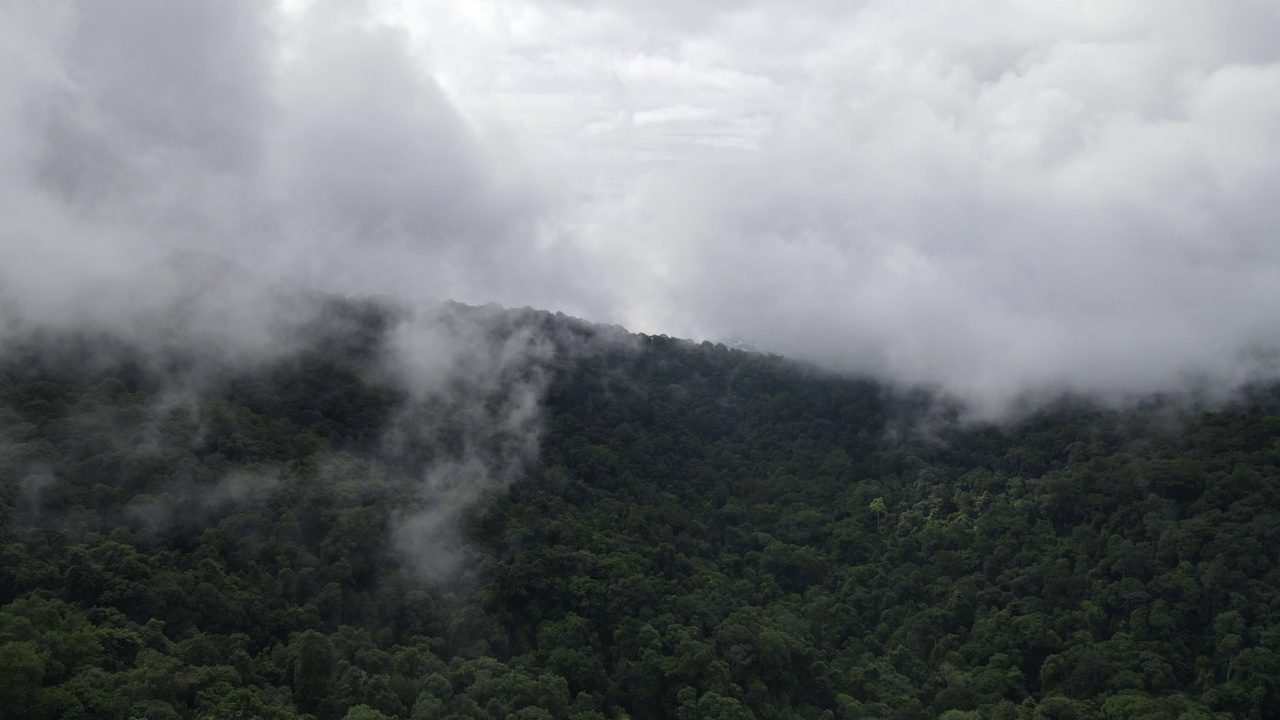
2;299;1279;720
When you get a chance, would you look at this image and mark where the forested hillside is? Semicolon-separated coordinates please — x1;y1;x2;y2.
2;299;1279;720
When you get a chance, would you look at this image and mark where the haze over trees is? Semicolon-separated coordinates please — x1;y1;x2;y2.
5;3;1280;719
2;296;1279;720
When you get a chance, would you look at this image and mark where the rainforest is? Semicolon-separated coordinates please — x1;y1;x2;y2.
1;297;1278;720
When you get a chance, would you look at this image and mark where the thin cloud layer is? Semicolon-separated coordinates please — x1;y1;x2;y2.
4;0;1280;412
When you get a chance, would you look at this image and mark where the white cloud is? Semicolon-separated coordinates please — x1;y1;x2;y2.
4;0;1280;413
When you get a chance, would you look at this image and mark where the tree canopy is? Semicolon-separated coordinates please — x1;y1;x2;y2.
2;298;1279;719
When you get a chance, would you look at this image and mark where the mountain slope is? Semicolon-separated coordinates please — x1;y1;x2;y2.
1;298;1279;720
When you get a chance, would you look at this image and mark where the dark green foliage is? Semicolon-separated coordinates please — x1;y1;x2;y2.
2;300;1279;719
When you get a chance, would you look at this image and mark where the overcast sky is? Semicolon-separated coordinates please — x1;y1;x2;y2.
4;0;1280;412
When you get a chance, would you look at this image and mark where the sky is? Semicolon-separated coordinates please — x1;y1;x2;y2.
4;0;1280;413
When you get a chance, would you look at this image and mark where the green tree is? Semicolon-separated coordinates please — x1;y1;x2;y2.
292;631;335;711
870;497;888;531
0;641;44;719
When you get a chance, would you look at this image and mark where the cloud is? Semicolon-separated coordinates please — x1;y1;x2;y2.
0;0;585;343
4;0;1280;415
546;0;1280;413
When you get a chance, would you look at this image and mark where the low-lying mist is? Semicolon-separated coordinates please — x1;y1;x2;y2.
0;263;632;582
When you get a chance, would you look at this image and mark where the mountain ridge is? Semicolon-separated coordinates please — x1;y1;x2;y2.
1;295;1278;720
